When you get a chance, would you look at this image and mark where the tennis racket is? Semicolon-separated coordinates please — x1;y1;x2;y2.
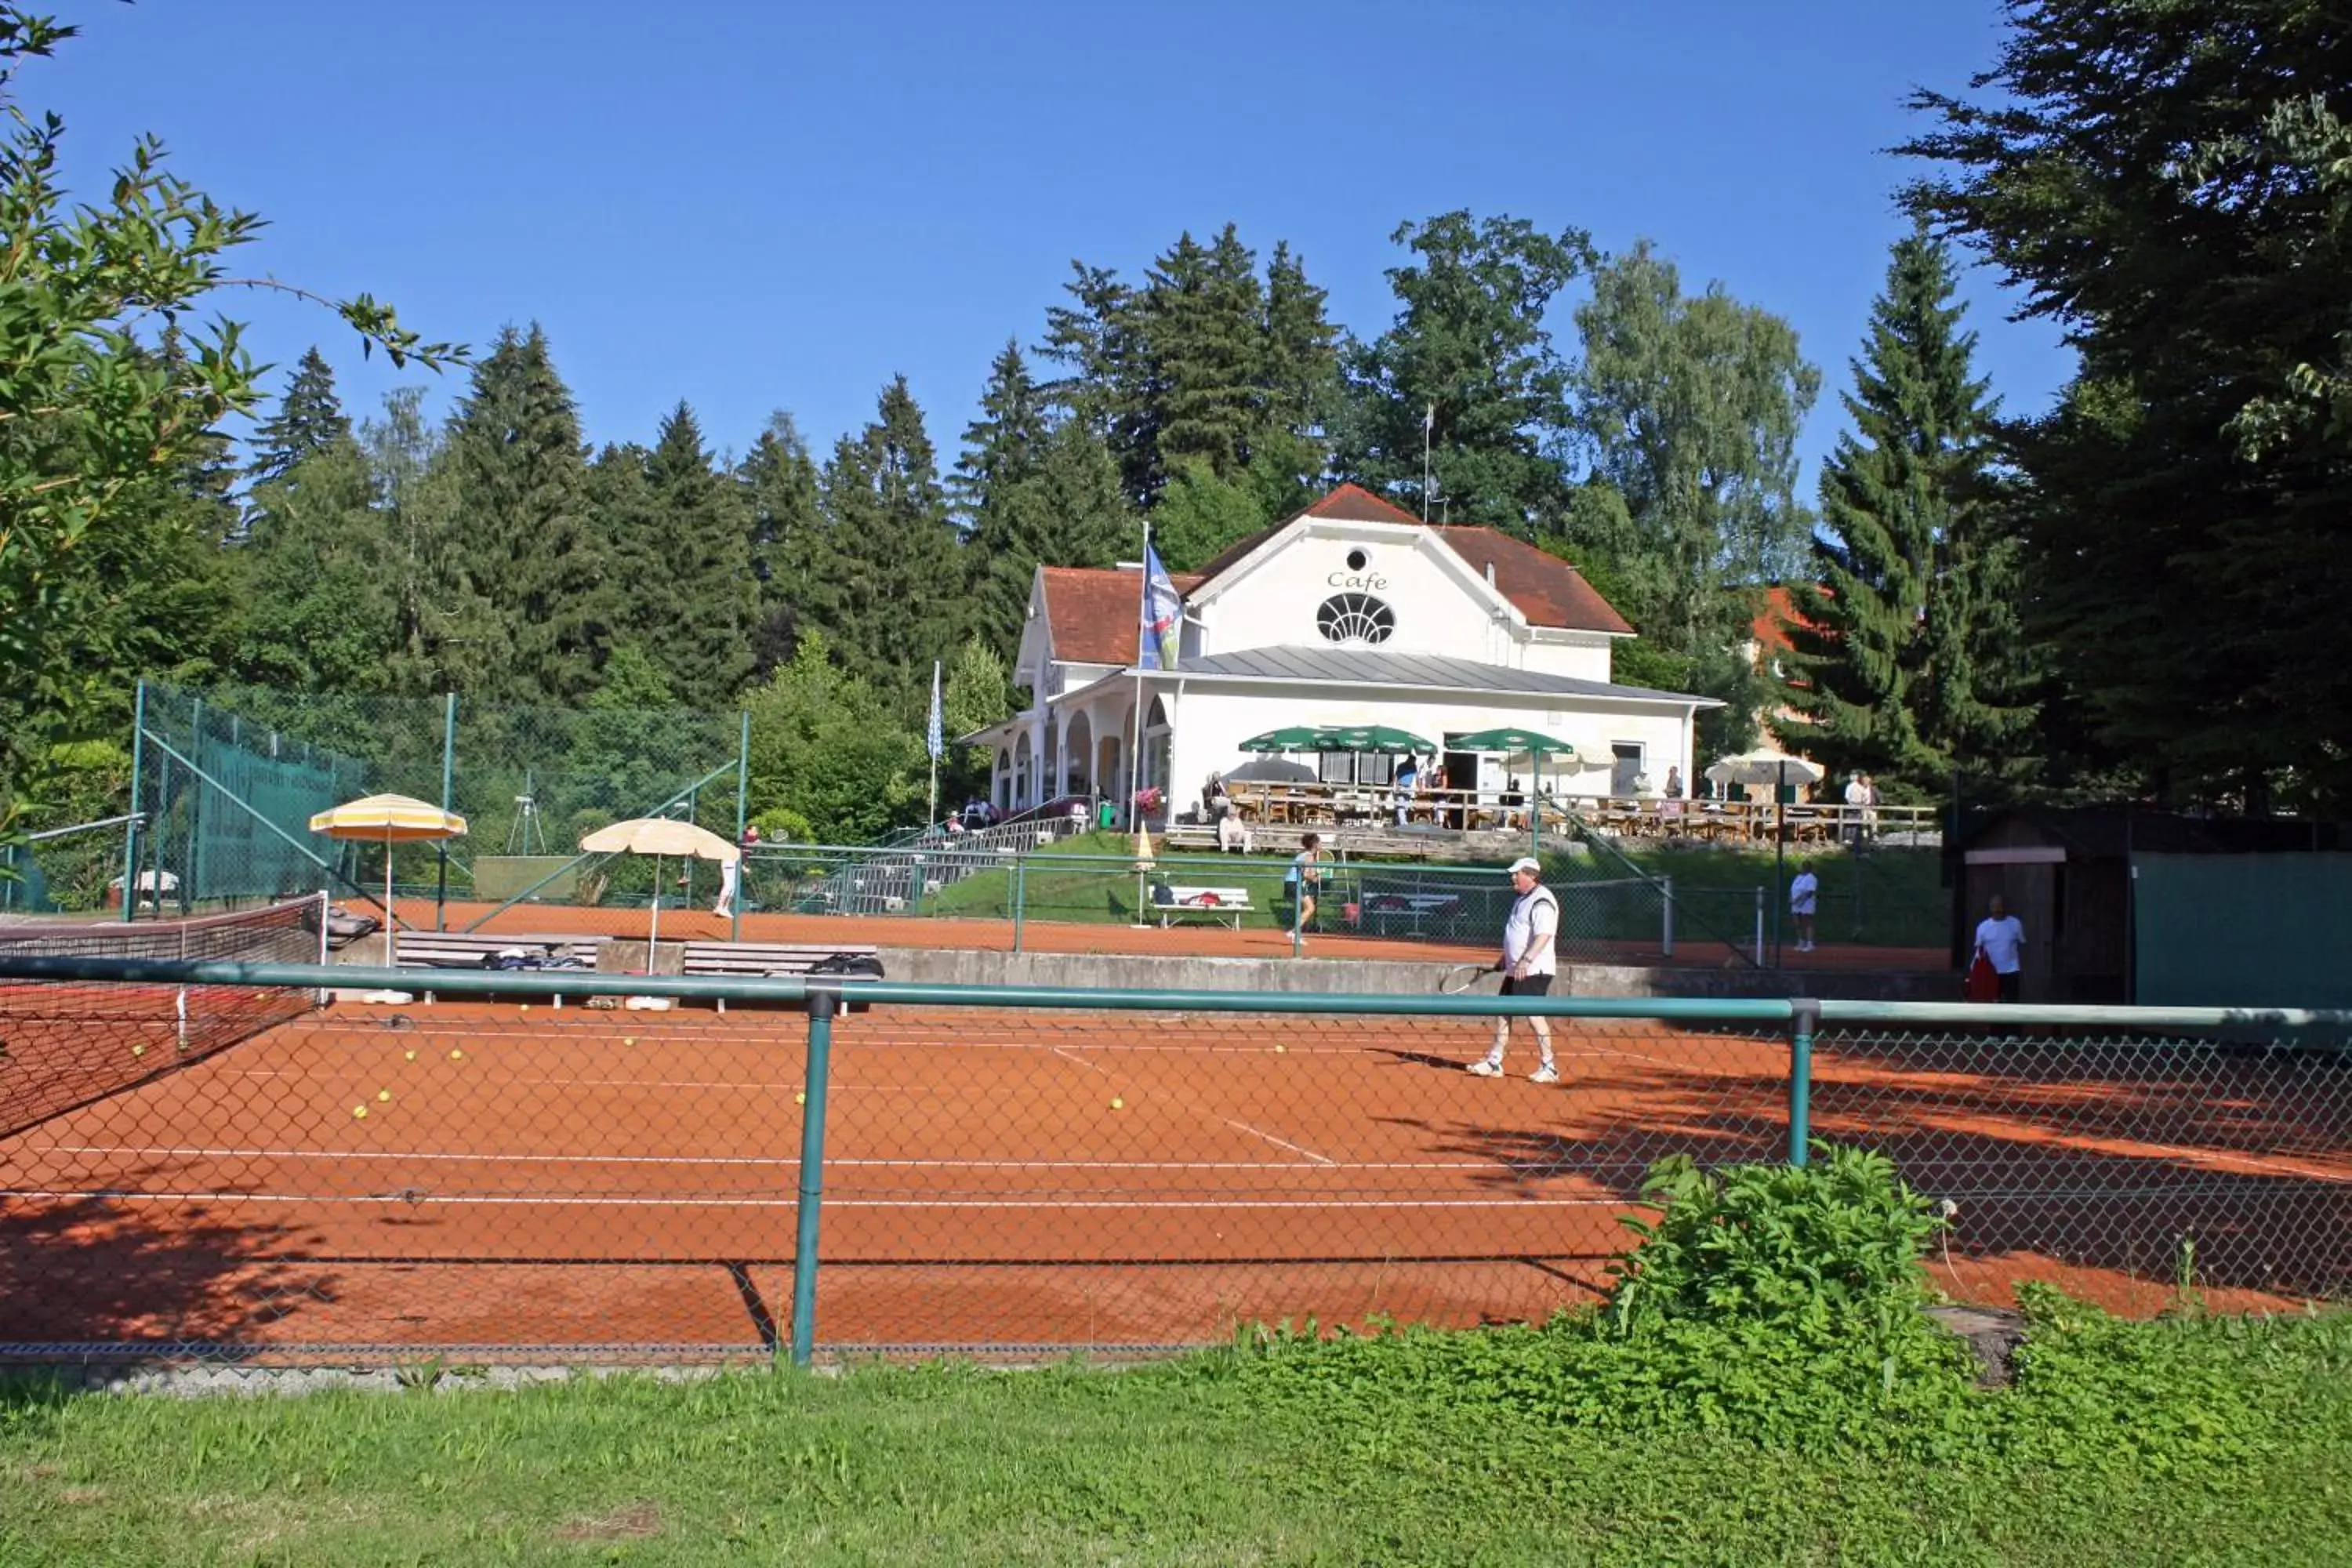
1438;963;1500;995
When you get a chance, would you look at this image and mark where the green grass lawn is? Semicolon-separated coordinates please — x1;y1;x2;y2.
6;1305;2348;1566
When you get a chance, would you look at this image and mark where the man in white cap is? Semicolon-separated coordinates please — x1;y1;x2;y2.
1468;855;1560;1083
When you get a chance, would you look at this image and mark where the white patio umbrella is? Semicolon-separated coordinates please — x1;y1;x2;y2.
579;817;741;956
309;794;469;968
1705;747;1826;792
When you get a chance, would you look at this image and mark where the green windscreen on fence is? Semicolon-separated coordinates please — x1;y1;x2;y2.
2133;851;2352;1007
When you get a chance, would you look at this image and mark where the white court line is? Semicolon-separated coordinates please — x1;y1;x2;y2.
0;1189;1619;1210
20;1144;1512;1172
1218;1120;1336;1166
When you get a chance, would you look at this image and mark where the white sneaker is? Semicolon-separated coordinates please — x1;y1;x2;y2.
1466;1058;1503;1077
1530;1065;1559;1085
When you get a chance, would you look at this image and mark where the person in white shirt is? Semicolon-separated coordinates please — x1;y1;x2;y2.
1788;867;1819;953
1468;857;1561;1084
1973;895;2027;1003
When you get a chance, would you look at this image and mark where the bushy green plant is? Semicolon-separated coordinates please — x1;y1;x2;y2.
1605;1142;1946;1336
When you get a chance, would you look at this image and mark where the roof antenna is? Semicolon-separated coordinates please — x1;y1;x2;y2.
1420;402;1434;522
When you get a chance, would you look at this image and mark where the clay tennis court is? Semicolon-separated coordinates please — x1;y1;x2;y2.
3;979;2343;1362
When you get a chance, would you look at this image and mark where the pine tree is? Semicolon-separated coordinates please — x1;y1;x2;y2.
951;341;1050;532
1782;226;2027;788
442;325;605;704
246;347;353;486
1260;239;1341;464
967;420;1131;662
738;412;826;675
1142;226;1268;493
819;376;964;692
642;401;755;706
1037;262;1154;505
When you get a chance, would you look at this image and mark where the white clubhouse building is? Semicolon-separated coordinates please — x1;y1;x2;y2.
974;485;1717;822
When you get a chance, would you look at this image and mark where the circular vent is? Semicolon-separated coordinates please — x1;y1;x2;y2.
1316;593;1396;647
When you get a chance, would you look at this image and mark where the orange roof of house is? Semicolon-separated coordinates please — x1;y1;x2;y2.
1751;586;1824;655
1430;526;1633;635
1040;566;1207;666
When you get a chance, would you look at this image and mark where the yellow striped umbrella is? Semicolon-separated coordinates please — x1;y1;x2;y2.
309;795;468;967
579;817;740;955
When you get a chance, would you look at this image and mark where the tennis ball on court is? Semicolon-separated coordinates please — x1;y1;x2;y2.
353;1105;368;1120
377;1089;391;1103
449;1048;464;1062
404;1050;416;1062
795;1092;807;1105
1275;1044;1286;1054
623;1036;635;1047
132;1044;145;1058
1110;1096;1125;1110
520;1004;530;1014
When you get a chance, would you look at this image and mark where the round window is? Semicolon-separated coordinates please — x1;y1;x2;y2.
1345;547;1370;572
1316;593;1396;647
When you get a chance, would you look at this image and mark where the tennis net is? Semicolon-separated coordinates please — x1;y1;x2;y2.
0;895;327;1139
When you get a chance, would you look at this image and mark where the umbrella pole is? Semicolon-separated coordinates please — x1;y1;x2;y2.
649;854;661;970
384;827;397;971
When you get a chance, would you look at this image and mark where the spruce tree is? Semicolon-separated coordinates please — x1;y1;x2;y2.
1782;225;2025;788
967;419;1130;663
819;376;964;692
246;347;353;486
1037;262;1154;506
643;401;755;706
1260;240;1341;463
442;325;604;704
952;340;1050;531
738;412;826;675
1142;226;1268;493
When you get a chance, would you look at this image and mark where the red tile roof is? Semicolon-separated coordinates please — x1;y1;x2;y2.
1040;566;1204;666
1301;481;1425;527
1429;526;1634;636
1751;586;1821;655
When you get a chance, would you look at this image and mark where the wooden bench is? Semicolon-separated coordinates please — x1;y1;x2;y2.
390;932;605;1006
1150;885;1253;931
679;941;883;1012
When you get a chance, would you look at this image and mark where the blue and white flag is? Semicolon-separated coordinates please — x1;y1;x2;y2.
1138;538;1182;671
925;659;945;760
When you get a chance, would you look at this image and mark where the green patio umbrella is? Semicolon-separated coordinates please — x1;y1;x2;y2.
1448;727;1578;854
1318;724;1437;755
1238;726;1331;753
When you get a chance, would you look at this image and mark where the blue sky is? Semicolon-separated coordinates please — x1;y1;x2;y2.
45;0;2068;485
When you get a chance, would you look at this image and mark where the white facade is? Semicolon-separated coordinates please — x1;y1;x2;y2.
975;490;1717;822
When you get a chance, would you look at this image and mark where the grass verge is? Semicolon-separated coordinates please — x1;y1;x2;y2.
5;1300;2347;1566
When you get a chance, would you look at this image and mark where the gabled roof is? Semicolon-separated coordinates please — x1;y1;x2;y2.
1301;481;1425;527
1429;526;1634;636
1038;565;1205;666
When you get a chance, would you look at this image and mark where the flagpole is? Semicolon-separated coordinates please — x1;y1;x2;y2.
1132;524;1152;922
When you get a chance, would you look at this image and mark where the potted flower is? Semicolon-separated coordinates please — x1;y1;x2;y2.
1130;786;1164;823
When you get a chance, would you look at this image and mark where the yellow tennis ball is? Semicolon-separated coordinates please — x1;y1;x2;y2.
449;1048;464;1062
1110;1097;1125;1110
404;1050;416;1062
132;1044;145;1058
623;1036;635;1047
377;1090;391;1103
519;1004;530;1014
795;1092;807;1105
1275;1044;1286;1054
353;1105;368;1120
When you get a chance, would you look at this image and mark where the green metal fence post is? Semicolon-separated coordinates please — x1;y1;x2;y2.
788;986;839;1367
1788;997;1818;1167
732;710;750;943
437;692;456;932
1012;855;1027;952
120;680;147;923
186;697;205;910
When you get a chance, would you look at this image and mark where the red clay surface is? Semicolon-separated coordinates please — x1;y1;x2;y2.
3;989;2342;1362
379;896;1950;974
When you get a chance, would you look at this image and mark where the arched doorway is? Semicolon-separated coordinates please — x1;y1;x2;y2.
1063;711;1094;797
1012;731;1033;809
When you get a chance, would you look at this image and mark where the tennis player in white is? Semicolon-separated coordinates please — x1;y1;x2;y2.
1468;856;1560;1083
